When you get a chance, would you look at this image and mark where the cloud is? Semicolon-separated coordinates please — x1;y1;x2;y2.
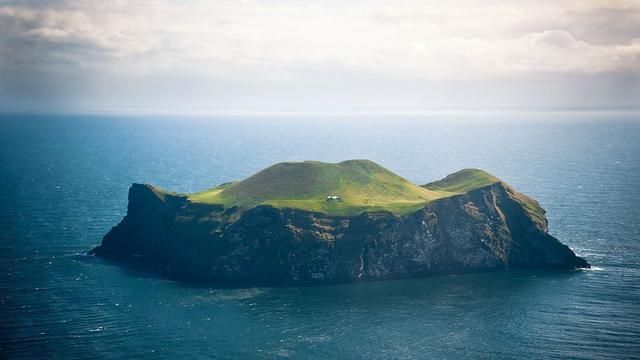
1;1;639;78
0;0;638;112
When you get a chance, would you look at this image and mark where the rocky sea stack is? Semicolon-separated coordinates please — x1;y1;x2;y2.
90;160;589;285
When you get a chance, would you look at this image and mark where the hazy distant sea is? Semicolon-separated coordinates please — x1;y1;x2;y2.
1;112;639;359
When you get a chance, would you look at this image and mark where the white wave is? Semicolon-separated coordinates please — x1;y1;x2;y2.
582;266;604;271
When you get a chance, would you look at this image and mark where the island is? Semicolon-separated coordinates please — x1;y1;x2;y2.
89;160;589;285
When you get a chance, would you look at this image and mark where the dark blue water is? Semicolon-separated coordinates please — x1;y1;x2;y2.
1;113;639;359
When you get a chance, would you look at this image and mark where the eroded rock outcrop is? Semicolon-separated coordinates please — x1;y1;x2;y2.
90;180;589;285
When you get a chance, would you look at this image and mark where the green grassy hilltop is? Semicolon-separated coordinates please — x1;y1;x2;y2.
181;160;500;216
423;168;499;193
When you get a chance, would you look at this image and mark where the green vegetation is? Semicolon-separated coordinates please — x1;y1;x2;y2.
176;160;503;216
422;168;499;193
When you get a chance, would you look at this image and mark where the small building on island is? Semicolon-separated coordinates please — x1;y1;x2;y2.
326;195;341;201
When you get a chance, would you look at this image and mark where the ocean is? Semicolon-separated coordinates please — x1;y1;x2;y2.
1;112;639;359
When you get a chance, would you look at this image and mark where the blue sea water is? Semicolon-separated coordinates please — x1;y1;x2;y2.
0;112;639;359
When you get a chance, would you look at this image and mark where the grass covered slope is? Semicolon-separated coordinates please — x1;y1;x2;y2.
189;160;446;215
422;168;500;193
186;160;502;216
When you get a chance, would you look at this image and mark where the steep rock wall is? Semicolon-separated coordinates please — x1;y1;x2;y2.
90;182;589;285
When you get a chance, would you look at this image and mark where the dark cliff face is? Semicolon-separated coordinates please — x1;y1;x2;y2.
90;183;589;286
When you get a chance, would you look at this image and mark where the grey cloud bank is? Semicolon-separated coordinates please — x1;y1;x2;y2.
0;0;638;113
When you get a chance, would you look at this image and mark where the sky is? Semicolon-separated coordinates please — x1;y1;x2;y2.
0;0;639;114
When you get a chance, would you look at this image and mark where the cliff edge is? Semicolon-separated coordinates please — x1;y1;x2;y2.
90;161;589;285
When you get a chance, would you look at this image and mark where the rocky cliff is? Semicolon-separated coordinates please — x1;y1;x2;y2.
90;177;589;286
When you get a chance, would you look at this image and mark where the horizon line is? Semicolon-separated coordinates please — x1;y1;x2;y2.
2;107;640;118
